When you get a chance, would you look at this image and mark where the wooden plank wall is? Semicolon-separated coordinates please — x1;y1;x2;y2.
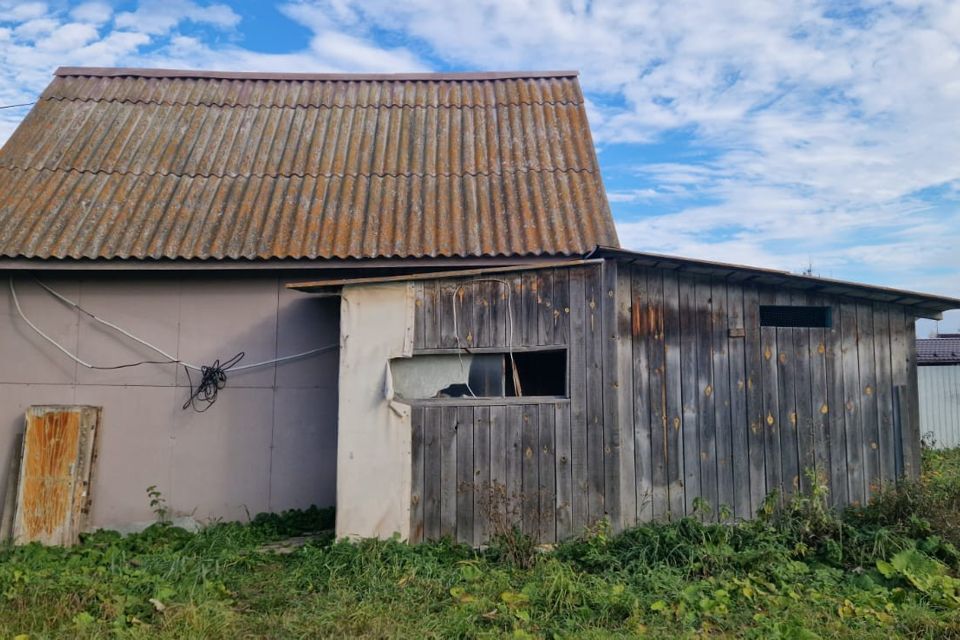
408;261;922;544
409;265;605;544
625;264;920;523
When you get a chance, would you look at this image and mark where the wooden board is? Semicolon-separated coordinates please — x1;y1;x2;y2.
410;405;425;543
825;301;848;507
584;265;606;523
538;404;557;542
646;269;670;520
662;272;685;518
775;291;800;500
567;267;589;531
456;406;475;544
13;405;101;547
711;280;734;520
554;403;573;539
473;407;491;546
857;303;880;499
695;277;718;520
521;404;540;536
439;406;459;538
631;267;654;522
839;303;865;506
726;284;752;520
678;276;700;516
742;285;767;516
873;305;895;491
759;288;782;502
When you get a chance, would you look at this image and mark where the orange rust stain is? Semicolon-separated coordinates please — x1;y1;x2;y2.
764;347;772;360
19;410;81;542
631;300;644;337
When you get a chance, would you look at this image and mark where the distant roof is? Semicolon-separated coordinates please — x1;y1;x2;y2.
0;66;618;261
917;335;960;365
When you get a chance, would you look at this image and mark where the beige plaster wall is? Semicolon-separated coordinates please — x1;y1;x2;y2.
0;273;339;531
335;282;415;540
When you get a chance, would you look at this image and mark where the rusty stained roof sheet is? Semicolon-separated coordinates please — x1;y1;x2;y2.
0;67;618;261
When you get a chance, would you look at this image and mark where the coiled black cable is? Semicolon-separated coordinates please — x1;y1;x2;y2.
182;352;245;412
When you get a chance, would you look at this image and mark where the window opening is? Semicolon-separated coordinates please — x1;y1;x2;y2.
759;305;832;328
390;349;567;400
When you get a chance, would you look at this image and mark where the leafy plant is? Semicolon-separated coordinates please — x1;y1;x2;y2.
146;484;170;525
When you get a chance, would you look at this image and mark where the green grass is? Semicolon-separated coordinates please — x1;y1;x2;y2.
3;450;960;639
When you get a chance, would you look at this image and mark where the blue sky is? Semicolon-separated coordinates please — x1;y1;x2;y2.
1;0;958;332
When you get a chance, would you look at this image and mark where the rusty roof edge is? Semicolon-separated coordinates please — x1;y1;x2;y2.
589;245;960;315
53;66;581;82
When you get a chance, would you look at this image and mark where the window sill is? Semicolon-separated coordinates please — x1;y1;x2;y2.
397;396;570;407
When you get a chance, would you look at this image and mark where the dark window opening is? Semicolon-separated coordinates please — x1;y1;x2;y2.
505;350;567;396
390;349;567;399
759;305;832;328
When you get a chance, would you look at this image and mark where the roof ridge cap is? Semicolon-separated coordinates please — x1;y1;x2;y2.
54;67;581;82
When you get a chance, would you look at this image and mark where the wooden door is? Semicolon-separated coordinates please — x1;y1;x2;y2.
13;405;101;546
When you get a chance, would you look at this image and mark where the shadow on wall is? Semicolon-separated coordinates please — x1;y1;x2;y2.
0;273;340;531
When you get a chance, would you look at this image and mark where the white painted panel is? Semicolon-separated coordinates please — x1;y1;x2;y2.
336;282;414;540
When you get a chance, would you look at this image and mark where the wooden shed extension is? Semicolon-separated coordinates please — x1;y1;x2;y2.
292;251;960;546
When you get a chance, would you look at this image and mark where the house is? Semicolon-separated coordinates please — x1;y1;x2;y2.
917;334;960;448
0;66;615;533
0;66;957;544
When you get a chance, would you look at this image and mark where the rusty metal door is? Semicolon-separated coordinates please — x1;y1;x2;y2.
12;405;101;546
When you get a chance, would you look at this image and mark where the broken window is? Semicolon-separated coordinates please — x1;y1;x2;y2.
759;305;833;328
390;349;567;400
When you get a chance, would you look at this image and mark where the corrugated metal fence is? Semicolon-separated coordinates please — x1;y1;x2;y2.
919;366;960;448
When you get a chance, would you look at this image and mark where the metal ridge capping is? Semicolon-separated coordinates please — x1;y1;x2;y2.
53;66;581;81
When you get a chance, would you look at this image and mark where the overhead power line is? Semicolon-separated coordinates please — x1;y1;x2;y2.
0;101;36;110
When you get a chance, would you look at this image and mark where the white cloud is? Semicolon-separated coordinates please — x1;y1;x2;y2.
114;0;240;35
0;0;957;319
71;2;112;25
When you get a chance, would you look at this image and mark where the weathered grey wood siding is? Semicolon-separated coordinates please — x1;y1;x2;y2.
624;264;920;523
408;265;600;544
408;261;922;544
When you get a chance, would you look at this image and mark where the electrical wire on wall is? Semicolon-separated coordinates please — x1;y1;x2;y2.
9;277;338;412
451;278;522;398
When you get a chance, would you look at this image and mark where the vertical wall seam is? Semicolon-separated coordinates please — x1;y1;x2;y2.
267;276;281;511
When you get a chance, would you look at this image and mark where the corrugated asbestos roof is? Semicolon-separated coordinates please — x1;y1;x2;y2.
918;336;960;365
0;67;618;261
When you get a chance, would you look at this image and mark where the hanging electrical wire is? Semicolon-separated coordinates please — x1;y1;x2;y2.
451;278;522;397
0;101;35;110
9;276;338;412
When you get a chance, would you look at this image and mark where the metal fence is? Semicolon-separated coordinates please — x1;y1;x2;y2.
919;365;960;449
